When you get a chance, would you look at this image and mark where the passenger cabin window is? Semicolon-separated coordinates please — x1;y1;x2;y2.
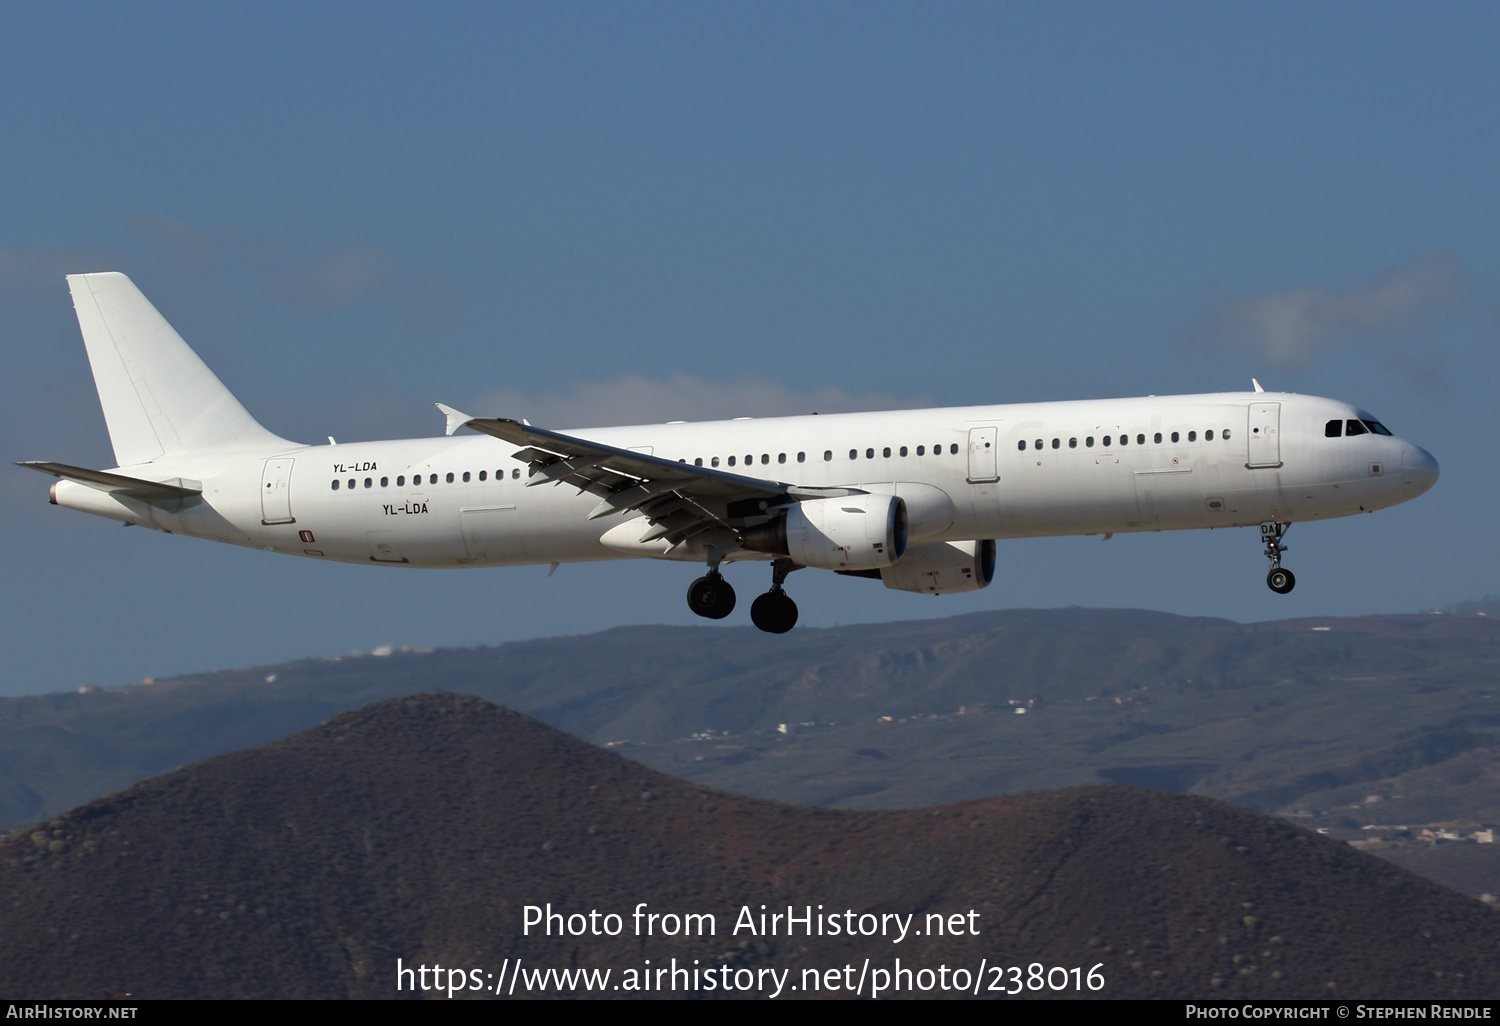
1051;438;1060;449
899;446;908;457
823;450;832;461
462;472;471;482
397;475;405;486
1171;432;1180;443
478;471;487;481
512;468;520;479
1154;433;1162;444
446;472;454;483
1188;431;1197;442
761;454;770;464
380;477;389;487
331;480;339;490
849;449;858;460
1068;437;1077;449
364;478;373;488
1223;429;1231;440
727;456;736;466
1086;437;1094;447
1016;441;1025;451
883;447;891;458
950;444;959;454
1205;430;1213;441
1103;435;1111;447
348;479;356;489
712;457;720;467
429;474;438;484
1346;420;1367;436
1136;434;1145;445
1034;439;1043;450
695;458;703;466
866;448;875;459
1119;434;1128;446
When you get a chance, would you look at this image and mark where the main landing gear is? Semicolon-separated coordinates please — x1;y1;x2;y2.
686;558;801;633
750;559;800;634
686;572;736;619
1261;520;1295;594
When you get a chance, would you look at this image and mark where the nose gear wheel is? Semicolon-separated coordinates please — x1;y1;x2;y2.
1260;521;1295;594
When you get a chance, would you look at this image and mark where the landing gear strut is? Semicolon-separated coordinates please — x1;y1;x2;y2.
750;558;800;634
1260;520;1295;594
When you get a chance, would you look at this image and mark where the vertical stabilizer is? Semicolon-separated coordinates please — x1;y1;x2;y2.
67;272;293;466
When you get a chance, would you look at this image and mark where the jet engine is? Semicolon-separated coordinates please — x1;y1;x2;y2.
741;494;907;571
876;539;995;594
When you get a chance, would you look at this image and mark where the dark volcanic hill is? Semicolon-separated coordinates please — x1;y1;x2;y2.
2;694;1496;1000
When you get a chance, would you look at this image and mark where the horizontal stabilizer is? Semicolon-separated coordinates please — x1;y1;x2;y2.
17;461;202;502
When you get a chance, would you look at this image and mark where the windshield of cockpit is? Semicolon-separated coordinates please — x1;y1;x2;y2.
1324;418;1393;438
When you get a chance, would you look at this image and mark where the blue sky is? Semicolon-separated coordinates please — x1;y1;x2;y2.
2;3;1496;695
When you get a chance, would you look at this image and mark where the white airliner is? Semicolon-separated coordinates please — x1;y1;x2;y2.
23;273;1439;633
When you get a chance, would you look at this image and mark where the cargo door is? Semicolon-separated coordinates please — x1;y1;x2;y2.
461;506;521;563
366;530;407;563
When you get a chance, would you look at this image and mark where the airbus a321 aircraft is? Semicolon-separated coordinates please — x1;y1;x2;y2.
23;273;1440;633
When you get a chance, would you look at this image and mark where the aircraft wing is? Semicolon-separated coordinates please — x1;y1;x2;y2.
437;405;856;546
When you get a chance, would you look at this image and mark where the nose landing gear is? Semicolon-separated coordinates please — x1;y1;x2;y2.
1261;521;1295;594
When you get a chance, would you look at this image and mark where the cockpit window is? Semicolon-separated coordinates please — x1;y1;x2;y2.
1345;419;1368;436
1363;420;1392;436
1325;420;1342;438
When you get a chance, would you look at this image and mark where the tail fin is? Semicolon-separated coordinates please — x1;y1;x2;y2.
66;272;294;466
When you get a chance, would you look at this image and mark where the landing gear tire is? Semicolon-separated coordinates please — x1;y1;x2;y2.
750;591;798;634
1260;521;1295;595
687;574;736;619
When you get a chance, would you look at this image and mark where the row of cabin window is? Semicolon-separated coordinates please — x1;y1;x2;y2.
689;444;961;468
331;468;523;490
331;442;966;488
1326;419;1392;438
1018;429;1231;451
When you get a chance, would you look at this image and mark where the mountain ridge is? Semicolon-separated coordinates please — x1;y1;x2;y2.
4;693;1497;1000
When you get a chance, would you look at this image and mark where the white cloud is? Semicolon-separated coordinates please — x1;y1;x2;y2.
0;241;124;292
1191;253;1471;367
123;215;450;320
466;373;930;429
0;217;452;327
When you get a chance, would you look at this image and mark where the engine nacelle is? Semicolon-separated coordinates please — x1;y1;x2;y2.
741;494;907;571
879;539;995;594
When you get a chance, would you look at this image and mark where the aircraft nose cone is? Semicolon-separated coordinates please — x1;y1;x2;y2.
1401;444;1439;496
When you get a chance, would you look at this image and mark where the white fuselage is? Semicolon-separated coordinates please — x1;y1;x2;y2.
52;391;1439;570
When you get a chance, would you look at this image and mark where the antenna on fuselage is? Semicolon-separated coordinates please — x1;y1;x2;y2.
1252;378;1265;393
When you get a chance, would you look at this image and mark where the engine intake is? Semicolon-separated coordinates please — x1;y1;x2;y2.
876;539;995;594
